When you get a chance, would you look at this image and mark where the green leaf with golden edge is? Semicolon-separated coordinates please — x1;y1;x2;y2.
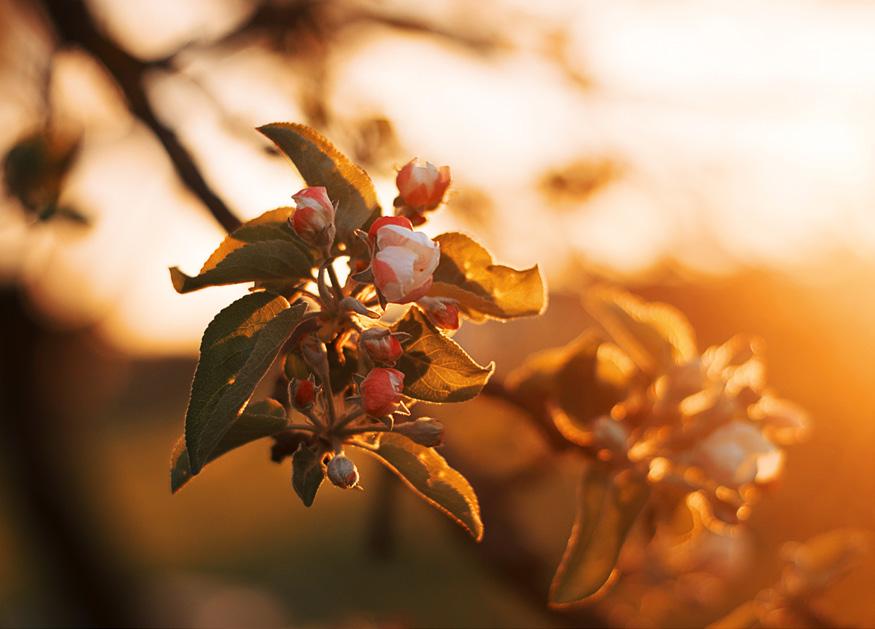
170;399;288;493
549;465;650;607
428;232;546;321
352;432;483;540
391;306;494;403
185;294;307;473
292;442;326;507
584;287;696;376
170;207;314;293
555;333;636;429
258;123;381;245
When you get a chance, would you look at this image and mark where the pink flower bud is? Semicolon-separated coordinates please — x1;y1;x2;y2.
327;453;359;489
360;367;405;417
360;327;403;365
370;219;440;304
291;186;335;249
396;158;451;211
396;418;444;447
367;215;413;241
417;296;460;330
289;378;316;410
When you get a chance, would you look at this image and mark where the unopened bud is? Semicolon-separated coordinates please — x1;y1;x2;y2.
591;417;628;454
327;453;359;489
360;367;405;417
396;158;451;211
395;418;444;447
291;186;336;250
418;296;461;330
360;327;403;365
289;378;316;410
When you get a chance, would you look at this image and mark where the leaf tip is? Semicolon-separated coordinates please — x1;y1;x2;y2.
169;266;189;293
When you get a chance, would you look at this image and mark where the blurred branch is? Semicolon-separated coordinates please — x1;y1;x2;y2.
38;0;243;232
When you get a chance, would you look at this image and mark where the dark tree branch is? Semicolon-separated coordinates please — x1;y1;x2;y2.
40;0;243;233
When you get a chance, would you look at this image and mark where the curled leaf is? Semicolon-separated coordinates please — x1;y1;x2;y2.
391;306;494;403
258;123;380;246
549;465;649;607
585;287;696;375
352;432;483;540
170;207;313;293
429;232;546;321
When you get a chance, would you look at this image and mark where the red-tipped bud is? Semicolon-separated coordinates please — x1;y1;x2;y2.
396;158;451;211
367;215;413;242
360;327;403;365
360;367;405;417
370;219;440;304
396;418;444;447
291;186;335;250
418;296;461;330
327;453;359;489
289;378;316;410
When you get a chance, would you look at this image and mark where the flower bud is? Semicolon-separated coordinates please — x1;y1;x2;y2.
291;186;335;250
395;418;444;447
417;296;460;330
289;378;316;410
327;453;359;489
396;158;451;211
369;218;440;304
360;367;405;417
591;417;628;455
360;327;403;365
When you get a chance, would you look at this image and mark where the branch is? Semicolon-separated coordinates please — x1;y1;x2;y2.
40;0;243;233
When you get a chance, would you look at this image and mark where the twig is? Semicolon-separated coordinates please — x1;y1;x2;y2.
40;0;243;233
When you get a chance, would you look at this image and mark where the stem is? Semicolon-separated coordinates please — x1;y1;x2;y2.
326;259;346;302
333;404;364;431
322;377;338;428
340;425;389;437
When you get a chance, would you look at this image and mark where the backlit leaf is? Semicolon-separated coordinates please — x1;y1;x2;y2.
292;442;326;507
555;334;636;429
170;399;288;493
584;287;696;376
170;208;314;293
258;122;380;245
429;232;546;321
391;306;494;403
185;294;306;473
549;465;650;607
352;432;483;540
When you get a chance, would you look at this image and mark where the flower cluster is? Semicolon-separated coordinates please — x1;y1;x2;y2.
507;287;808;606
170;124;543;536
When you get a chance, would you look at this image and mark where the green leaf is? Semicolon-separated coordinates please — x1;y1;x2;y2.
549;465;650;607
584;287;696;375
170;208;314;293
258;123;380;245
170;399;288;493
352;432;483;540
184;294;307;473
428;232;546;321
292;442;326;507
391;306;494;403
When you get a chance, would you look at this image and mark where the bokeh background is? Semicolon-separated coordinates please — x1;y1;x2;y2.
1;1;873;627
